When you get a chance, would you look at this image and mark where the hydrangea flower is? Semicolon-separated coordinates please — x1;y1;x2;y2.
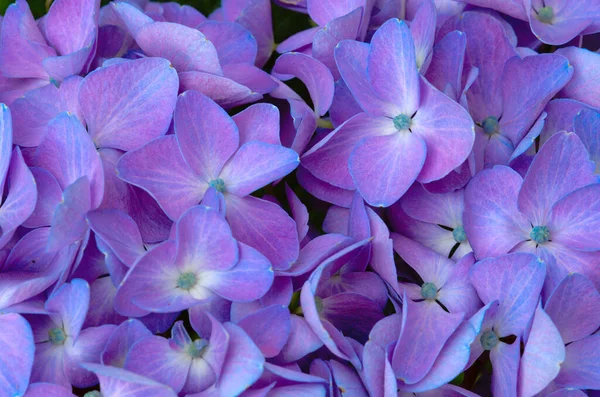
302;18;474;207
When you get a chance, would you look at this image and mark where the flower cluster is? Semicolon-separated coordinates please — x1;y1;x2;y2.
0;0;599;396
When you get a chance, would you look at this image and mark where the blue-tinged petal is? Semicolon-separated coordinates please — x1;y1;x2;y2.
424;30;466;101
216;322;265;396
469;253;545;337
232;103;281;146
518;306;565;397
350;132;426;207
0;103;11;192
463;166;530;259
412;77;475;183
87;209;146;267
500;54;573;144
555;335;600;389
116;136;206;221
124;335;190;393
45;0;97;56
367;19;419;115
556;47;600;108
23;383;76;397
80;57;179;151
225;195;299;271
545;273;600;344
81;363;178;397
0;148;37;248
179;71;263;109
101;319;152;367
45;278;90;341
46;177;91;253
410;0;436;72
457;0;526;19
0;313;34;397
307;0;363;26
23;168;62;228
573;108;600;170
489;338;520;397
174;205;238;273
237;305;290;358
392;299;464;385
519;131;597;225
219;141;299;197
334;40;399;117
198;21;257;66
34;112;104;208
111;1;153;37
273;53;334;117
175;91;239;182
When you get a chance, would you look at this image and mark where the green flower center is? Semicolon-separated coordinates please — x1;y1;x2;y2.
209;178;226;193
48;327;66;345
421;282;438;300
537;6;554;23
83;392;102;397
530;226;550;244
482;116;499;135
188;339;209;358
393;114;412;131
480;330;500;350
453;226;467;243
177;272;198;290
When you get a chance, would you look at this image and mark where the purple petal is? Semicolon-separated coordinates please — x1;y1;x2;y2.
0;148;37;246
410;0;436;72
556;47;600;108
178;71;262;109
46;177;91;253
545;273;600;344
367;19;419;115
81;363;178;397
461;11;517;123
555;334;600;389
296;165;355;208
279;314;323;363
125;335;190;393
0;313;34;397
412;78;475;183
45;279;90;341
273;53;334;117
216;322;265;396
174;205;238;273
23;168;62;228
527;1;600;45
23;383;76;397
175;90;239;181
401;183;463;228
34;113;103;208
424;30;466;101
219;141;299;197
237;305;291;358
302;113;395;190
45;0;97;56
80;57;178;151
135;22;221;74
469;252;545;337
285;184;309;243
307;0;362;26
574;108;600;168
0;0;55;80
198;20;257;66
116;135;205;220
500;54;573;144
111;1;153;37
233;103;280;146
313;8;363;80
349;132;426;207
489;338;520;397
86;209;145;267
226;195;299;271
518;306;565;397
463;166;530;259
334;40;397;117
519;131;597;225
203;242;274;302
0;104;11;191
548;184;600;251
64;325;117;388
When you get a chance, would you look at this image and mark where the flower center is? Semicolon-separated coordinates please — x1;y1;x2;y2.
209;178;226;193
480;330;500;350
393;114;412;131
537;6;554;23
420;282;438;300
48;327;66;345
482;116;499;135
530;226;550;244
177;272;198;290
453;226;467;243
84;392;102;397
188;339;209;358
